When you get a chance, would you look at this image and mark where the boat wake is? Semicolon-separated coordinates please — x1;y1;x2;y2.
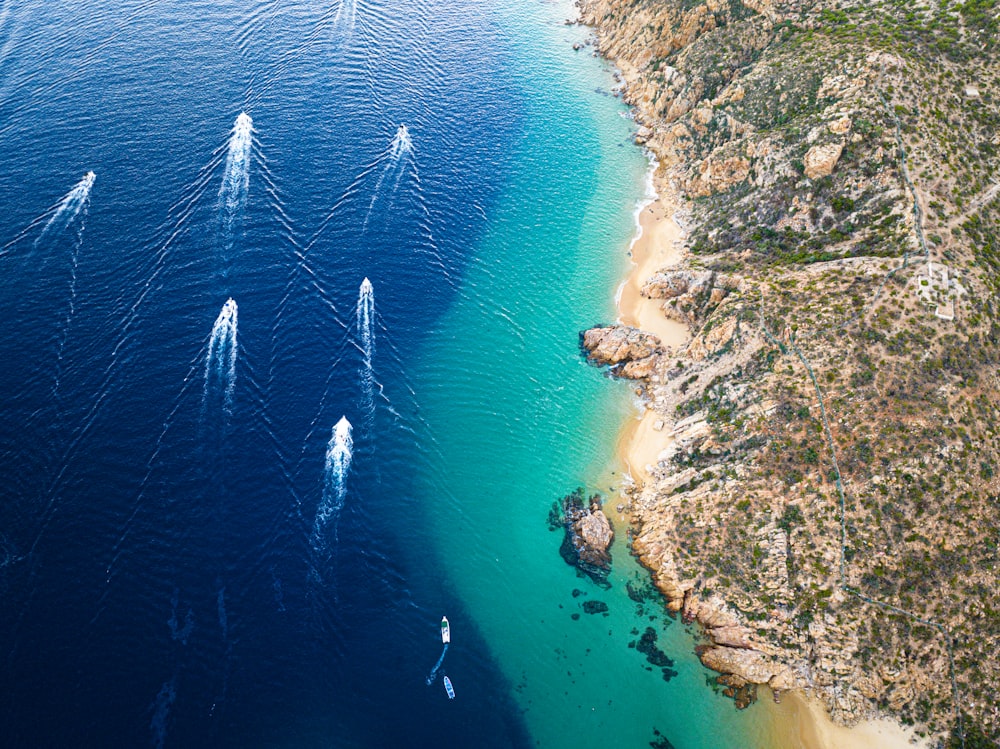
362;124;413;232
332;0;358;35
312;416;353;549
203;298;239;414
357;277;376;433
218;112;254;255
35;171;95;249
149;676;177;749
425;643;449;686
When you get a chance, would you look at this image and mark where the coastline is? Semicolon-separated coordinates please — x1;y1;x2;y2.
609;169;927;749
614;168;688;485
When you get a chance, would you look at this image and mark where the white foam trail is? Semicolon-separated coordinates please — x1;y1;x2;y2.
149;677;177;749
390;124;412;158
35;171;95;247
363;125;414;231
204;298;239;412
313;416;353;545
388;125;413;195
357;278;376;434
332;0;358;33
218;112;253;242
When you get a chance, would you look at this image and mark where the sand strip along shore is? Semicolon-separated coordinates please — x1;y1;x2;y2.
615;192;688;485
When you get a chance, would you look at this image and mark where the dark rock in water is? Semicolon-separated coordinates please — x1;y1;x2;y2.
546;501;563;531
571;588;585;598
636;626;677;682
582;600;609;615
718;674;758;709
637;628;673;668
571;613;581;621
626;580;648;603
650;728;676;749
554;488;614;587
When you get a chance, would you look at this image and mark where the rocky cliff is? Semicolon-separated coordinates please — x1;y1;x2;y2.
578;0;1000;743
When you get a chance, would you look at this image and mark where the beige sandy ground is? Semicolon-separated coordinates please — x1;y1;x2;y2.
763;690;930;749
617;198;689;349
612;193;928;749
615;197;688;485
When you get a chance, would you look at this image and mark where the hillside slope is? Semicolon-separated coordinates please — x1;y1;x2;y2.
578;0;1000;743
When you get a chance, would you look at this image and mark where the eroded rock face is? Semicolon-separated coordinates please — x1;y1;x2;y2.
803;142;844;179
641;270;741;326
685;153;751;197
686;316;738;361
556;490;614;586
699;645;794;687
581;325;662;379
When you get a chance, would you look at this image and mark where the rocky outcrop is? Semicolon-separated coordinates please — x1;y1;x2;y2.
684;153;751;197
686;316;738;361
556;490;614;586
699;646;793;688
641;270;741;325
803;142;844;179
581;325;662;378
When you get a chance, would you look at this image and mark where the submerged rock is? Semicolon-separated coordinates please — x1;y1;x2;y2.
717;674;759;709
650;729;677;749
582;600;609;615
636;626;679;681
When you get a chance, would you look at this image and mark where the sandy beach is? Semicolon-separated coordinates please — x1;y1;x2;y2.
615;192;688;484
764;691;929;749
616;197;688;349
612;180;927;749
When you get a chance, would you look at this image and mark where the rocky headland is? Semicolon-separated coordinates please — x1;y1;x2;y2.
576;0;1000;744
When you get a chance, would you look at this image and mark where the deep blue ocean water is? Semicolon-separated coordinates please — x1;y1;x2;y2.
0;1;789;747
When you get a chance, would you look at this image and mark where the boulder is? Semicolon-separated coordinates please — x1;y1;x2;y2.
803;142;844;179
557;490;614;585
576;507;613;561
581;325;662;379
635;125;654;144
709;625;757;649
699;645;789;685
642;270;740;326
828;115;852;134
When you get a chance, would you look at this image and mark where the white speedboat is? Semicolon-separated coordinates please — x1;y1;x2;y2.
441;616;450;644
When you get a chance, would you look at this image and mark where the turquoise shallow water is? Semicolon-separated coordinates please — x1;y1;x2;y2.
401;2;783;747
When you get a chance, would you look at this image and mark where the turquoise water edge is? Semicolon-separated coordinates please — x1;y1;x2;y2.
403;1;781;747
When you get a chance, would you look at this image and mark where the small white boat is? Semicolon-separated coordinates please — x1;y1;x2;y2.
441;616;450;644
443;675;455;699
